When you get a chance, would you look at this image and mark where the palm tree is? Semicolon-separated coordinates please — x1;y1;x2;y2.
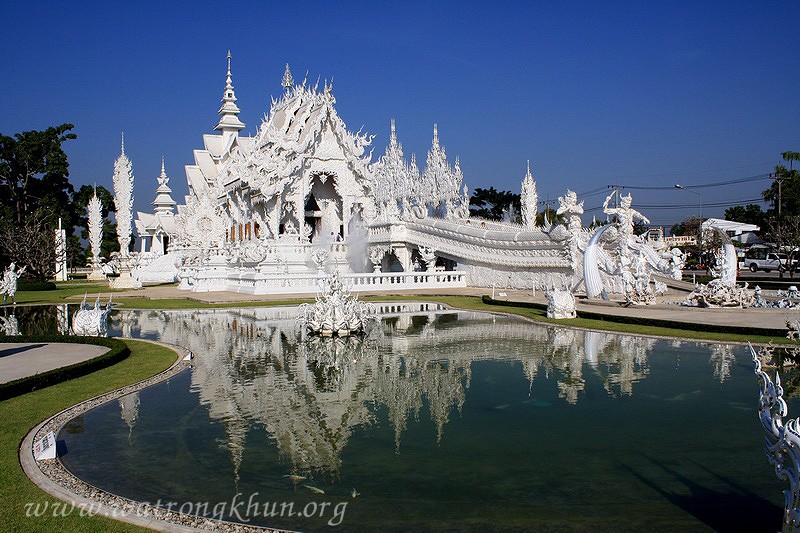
781;151;800;171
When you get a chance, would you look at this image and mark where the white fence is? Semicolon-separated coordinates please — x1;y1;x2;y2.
187;269;467;295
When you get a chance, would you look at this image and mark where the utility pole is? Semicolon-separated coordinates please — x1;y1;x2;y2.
772;172;784;217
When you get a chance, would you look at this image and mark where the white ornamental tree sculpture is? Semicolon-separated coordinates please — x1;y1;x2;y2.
521;160;538;228
87;190;103;267
112;135;134;257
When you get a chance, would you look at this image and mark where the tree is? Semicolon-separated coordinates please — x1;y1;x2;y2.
469;187;521;221
724;204;765;228
0;124;76;226
535;206;563;226
0;124;79;274
0;209;57;280
670;216;705;267
763;151;800;217
764;215;800;278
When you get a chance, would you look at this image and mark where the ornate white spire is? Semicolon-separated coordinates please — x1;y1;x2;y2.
87;189;103;267
152;156;177;215
282;63;294;92
373;119;411;221
112;138;134;256
521;160;538;228
215;51;245;134
432;123;439;149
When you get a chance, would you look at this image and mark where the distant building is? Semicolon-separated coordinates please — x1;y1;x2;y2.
701;218;761;244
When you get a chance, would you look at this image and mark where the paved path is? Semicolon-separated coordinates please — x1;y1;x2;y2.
0;343;109;384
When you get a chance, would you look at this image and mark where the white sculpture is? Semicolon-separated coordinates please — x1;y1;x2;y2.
603;191;650;243
418;247;437;272
520;161;538;228
752;343;800;532
87;190;105;280
368;248;384;272
71;294;113;336
682;228;752;308
112;134;134;257
545;285;577;319
1;263;26;305
557;189;586;274
0;313;19;335
584;225;614;299
297;270;376;336
54;217;67;282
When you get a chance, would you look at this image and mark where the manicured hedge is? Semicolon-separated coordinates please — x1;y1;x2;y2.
482;295;784;337
17;281;57;291
0;336;130;401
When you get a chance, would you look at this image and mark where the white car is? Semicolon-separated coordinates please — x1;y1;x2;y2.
741;249;792;273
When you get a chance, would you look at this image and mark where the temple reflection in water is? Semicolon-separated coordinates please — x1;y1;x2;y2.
113;305;670;477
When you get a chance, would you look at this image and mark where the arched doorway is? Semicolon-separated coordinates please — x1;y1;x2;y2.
305;172;343;242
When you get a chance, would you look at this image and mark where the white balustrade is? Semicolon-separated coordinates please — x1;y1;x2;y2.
187;268;466;295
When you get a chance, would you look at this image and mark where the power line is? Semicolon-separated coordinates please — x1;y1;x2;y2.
583;197;765;213
610;173;770;191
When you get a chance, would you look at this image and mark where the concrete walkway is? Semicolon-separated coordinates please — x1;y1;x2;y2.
0;343;109;384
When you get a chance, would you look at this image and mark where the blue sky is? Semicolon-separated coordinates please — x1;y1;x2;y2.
2;1;798;227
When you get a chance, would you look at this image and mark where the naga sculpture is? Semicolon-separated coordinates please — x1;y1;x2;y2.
753;342;800;532
71;294;113;336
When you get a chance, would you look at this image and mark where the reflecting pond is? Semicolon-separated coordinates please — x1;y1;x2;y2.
7;304;788;531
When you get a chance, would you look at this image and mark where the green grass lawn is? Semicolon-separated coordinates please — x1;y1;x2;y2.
9;287;792;343
0;339;177;533
13;282;114;305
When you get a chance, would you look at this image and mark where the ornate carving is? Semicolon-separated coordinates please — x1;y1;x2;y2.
87;191;103;268
521;161;538;228
752;343;800;531
176;194;227;251
71;294;112;336
297;270;376;336
112;136;134;257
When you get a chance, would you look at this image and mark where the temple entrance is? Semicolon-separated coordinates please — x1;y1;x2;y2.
305;172;343;243
304;194;321;243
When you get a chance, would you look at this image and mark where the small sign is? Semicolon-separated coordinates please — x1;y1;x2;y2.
33;431;57;461
664;236;697;246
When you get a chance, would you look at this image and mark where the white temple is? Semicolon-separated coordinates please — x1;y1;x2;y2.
129;54;682;298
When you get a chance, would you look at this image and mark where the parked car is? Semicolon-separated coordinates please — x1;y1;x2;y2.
741;247;795;272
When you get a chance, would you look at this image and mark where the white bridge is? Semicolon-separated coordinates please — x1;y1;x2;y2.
369;218;570;270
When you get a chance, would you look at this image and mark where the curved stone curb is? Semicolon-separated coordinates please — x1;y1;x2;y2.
19;338;294;533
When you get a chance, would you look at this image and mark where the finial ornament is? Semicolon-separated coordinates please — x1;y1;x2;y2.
282;63;294;92
121;132;125;155
158;155;168;186
432;123;439;148
215;51;245;133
